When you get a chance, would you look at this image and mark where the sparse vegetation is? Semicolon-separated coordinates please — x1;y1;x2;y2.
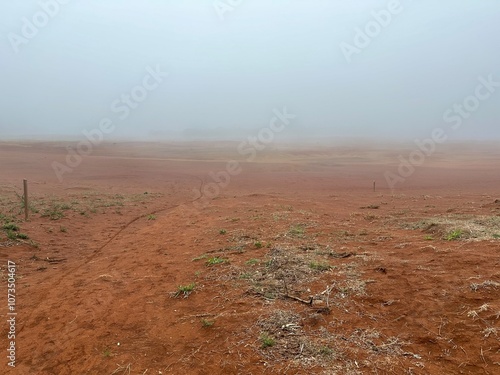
260;333;275;348
41;204;67;220
309;261;331;271
361;204;380;209
173;283;196;298
206;257;227;266
6;231;17;240
201;319;214;328
1;172;500;374
192;254;208;262
1;191;162;224
364;214;377;221
3;223;19;231
288;224;305;238
102;348;112;358
1;220;28;241
446;229;462;241
246;258;259;266
404;215;500;241
470;280;500;292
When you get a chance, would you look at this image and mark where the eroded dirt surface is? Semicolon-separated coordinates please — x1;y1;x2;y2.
0;142;499;374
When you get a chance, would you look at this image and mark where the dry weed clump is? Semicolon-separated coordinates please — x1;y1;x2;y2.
256;311;419;373
470;280;500;292
247;247;332;299
257;310;340;368
342;329;411;356
403;215;500;241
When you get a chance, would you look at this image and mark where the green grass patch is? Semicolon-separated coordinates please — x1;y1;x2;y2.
173;283;196;298
41;204;66;220
206;257;227;266
192;254;208;262
246;258;260;266
288;224;306;238
2;223;19;231
201;319;215;328
260;333;275;348
446;229;462;241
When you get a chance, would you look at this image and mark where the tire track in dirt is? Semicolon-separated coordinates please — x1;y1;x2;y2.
17;174;205;335
95;174;205;254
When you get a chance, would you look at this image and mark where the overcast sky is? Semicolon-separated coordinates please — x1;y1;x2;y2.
1;0;499;141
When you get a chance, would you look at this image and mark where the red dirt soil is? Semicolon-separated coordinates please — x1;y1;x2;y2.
0;141;499;374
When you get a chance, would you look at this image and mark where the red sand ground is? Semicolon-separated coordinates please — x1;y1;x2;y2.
0;141;499;374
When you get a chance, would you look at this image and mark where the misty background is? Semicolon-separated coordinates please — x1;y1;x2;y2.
1;0;499;142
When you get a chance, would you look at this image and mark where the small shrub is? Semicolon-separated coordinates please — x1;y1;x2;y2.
147;214;156;220
254;241;263;249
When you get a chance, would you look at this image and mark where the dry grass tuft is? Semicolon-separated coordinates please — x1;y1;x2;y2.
470;280;500;292
257;310;340;368
247;247;332;299
404;215;500;241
